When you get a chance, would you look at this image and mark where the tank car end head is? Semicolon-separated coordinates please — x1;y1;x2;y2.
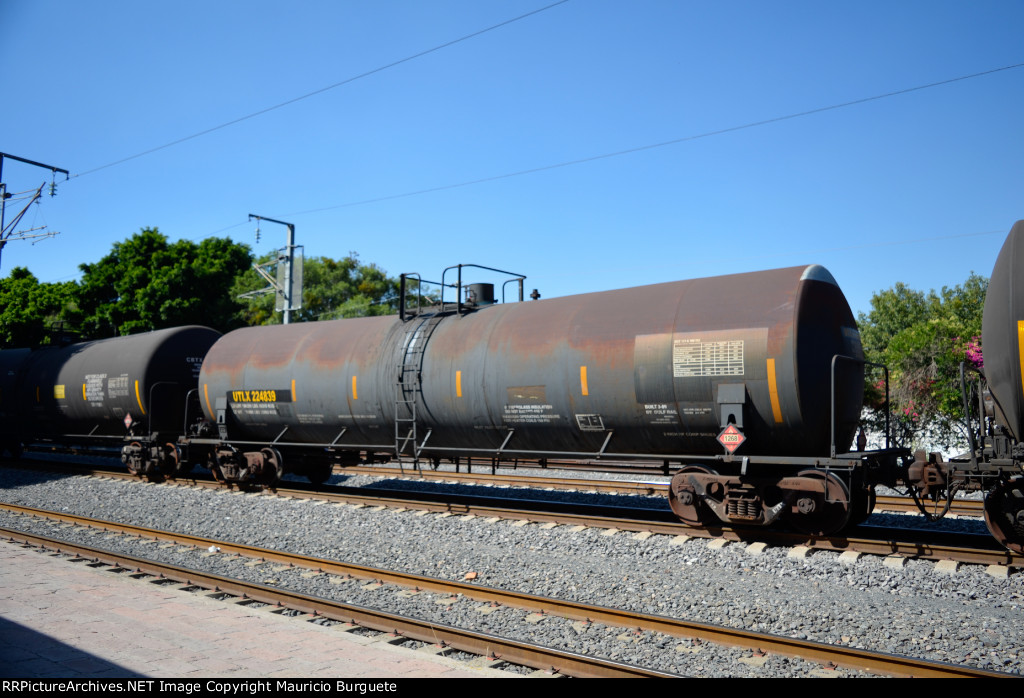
982;220;1024;441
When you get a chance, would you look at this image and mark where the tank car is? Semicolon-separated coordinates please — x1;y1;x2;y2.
196;263;880;535
854;219;1024;555
0;347;32;457
944;220;1024;552
0;326;220;477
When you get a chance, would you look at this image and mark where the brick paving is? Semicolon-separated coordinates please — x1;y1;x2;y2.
0;540;501;678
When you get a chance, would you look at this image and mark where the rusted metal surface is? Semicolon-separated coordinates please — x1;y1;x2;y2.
667;468;854;534
199;316;397;445
200;265;863;465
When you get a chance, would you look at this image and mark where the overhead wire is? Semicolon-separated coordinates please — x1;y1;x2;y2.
284;61;1024;215
70;0;571;179
206;60;1024;243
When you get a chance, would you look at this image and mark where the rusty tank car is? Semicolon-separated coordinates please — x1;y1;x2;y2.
196;263;876;535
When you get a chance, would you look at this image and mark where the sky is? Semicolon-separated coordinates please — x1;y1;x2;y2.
1;0;1021;319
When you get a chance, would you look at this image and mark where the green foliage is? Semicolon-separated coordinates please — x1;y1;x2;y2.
232;252;400;325
0;267;79;347
76;228;252;337
2;228;405;343
858;273;987;451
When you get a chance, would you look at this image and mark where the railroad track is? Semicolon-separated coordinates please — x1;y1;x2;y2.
6;459;1015;568
1;503;1008;678
15;455;989;517
342;464;988;517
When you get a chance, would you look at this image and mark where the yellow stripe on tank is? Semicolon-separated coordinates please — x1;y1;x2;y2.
1017;321;1024;401
203;383;212;417
580;365;589;396
456;370;462;398
766;358;783;424
134;379;146;415
291;379;297;402
352;375;358;400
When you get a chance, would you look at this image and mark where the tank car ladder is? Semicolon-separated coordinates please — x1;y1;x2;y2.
394;314;443;470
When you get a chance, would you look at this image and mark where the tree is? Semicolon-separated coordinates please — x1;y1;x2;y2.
0;267;79;347
76;228;252;337
232;252;400;325
858;273;987;451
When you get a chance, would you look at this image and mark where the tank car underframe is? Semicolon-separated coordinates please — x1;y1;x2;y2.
943;355;1024;554
17;430;187;481
204;444;284;487
182;427;916;535
120;439;184;479
980;475;1024;555
942;442;1024;555
670;467;869;535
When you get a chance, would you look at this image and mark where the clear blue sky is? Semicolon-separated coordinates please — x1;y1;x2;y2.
1;0;1021;319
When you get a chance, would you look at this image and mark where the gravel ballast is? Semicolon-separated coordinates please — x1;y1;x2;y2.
2;465;1022;677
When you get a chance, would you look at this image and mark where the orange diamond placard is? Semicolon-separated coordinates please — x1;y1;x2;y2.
717;424;745;454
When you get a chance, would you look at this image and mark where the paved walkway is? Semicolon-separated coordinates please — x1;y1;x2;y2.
0;540;503;678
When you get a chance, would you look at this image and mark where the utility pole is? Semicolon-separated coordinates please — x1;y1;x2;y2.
241;214;303;324
0;152;69;272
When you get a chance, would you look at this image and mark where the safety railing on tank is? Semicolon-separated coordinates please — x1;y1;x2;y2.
398;264;527;321
441;264;525;314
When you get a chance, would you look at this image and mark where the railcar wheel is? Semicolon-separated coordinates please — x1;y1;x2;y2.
668;465;719;528
306;463;334;485
789;470;852;536
260;448;285;486
983;478;1024;554
210;463;226;483
848;486;876;526
161;443;183;477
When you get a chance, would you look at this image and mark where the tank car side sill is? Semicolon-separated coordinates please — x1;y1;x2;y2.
184;437;396;451
35;433;159;444
182;436;891;470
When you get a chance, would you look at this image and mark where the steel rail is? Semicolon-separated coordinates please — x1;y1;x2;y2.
14;458;987;519
343;464;669;495
0;504;1010;678
4;464;1017;566
340;464;988;517
13;456;989;516
875;495;984;517
1;527;670;678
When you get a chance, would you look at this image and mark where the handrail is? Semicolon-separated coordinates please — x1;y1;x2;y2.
830;355;890;457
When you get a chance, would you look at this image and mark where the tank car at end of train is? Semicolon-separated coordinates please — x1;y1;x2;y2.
0;326;221;479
